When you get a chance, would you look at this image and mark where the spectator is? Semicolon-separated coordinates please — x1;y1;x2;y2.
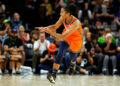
17;25;30;44
46;31;56;43
95;0;115;26
90;34;104;74
116;31;120;59
39;0;53;26
24;0;36;25
0;19;11;53
83;32;98;74
0;49;5;74
115;7;120;29
0;19;10;40
82;19;90;28
89;0;97;13
39;43;56;73
102;33;117;75
94;0;103;19
98;28;116;49
115;16;120;28
55;0;73;10
0;19;12;73
75;45;92;75
77;44;97;75
11;12;22;32
33;32;50;73
90;19;104;36
83;27;89;36
0;1;6;17
75;0;88;9
4;29;25;72
24;30;39;49
47;35;55;43
59;0;71;7
78;2;93;22
23;30;39;67
30;30;39;43
9;48;22;74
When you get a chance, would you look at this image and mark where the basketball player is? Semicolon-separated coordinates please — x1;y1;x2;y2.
36;4;84;83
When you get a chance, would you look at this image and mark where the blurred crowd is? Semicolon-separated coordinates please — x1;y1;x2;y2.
0;0;120;75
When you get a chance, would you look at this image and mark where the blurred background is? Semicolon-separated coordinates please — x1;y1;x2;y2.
0;0;120;76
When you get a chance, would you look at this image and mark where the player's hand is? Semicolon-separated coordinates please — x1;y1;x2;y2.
35;27;46;32
44;27;51;33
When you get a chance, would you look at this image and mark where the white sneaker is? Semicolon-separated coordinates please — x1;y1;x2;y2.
12;69;16;74
113;69;117;75
32;68;35;73
16;68;21;74
102;68;108;75
85;71;89;75
0;69;2;74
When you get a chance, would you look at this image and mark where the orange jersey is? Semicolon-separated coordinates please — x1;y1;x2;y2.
62;16;84;52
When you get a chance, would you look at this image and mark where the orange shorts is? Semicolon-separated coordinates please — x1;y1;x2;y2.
65;37;83;52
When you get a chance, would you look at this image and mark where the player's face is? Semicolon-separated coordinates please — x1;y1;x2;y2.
60;8;68;19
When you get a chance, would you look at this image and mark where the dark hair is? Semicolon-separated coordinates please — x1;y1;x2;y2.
63;3;78;17
91;34;98;40
31;30;39;37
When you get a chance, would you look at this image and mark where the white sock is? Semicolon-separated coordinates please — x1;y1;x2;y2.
0;69;2;74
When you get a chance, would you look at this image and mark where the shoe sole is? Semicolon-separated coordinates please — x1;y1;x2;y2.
47;74;55;84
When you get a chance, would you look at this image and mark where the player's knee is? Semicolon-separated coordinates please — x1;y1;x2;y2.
54;56;63;64
54;60;61;64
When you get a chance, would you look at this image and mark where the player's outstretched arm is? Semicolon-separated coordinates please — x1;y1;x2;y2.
35;16;63;31
45;20;80;40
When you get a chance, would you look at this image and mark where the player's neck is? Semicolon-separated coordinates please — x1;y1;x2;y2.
66;15;72;24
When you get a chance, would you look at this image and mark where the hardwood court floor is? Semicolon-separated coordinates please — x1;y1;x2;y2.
0;75;120;86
